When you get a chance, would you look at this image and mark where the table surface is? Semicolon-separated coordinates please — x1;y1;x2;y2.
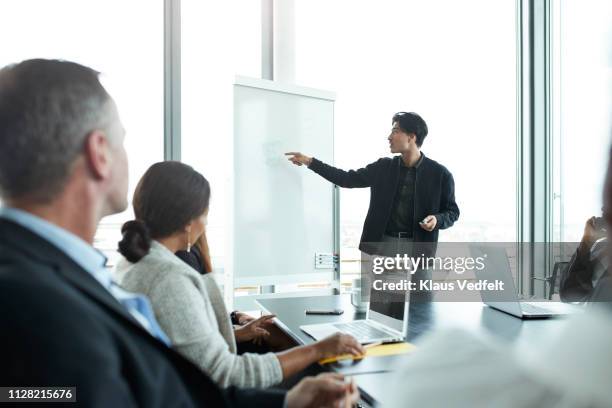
256;294;573;405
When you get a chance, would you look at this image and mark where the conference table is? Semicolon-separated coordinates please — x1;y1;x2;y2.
256;294;573;407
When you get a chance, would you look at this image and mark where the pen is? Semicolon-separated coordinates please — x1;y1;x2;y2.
363;341;382;349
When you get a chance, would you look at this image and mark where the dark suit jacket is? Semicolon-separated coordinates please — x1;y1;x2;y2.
560;240;609;303
0;219;285;407
309;154;460;254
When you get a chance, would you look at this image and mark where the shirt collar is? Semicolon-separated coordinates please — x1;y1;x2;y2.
0;206;111;288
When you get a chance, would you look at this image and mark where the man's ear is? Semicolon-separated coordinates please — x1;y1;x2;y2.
83;130;112;180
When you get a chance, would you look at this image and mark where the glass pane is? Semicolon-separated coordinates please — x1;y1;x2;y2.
181;0;261;273
294;0;517;284
552;0;612;242
0;0;164;265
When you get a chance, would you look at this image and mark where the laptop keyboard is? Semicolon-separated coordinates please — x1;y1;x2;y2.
333;321;392;341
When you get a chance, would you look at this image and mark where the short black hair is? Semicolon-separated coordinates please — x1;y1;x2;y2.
392;112;428;147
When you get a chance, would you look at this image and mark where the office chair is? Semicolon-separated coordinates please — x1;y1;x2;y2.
533;261;569;300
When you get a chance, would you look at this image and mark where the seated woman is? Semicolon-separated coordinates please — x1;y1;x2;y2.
176;236;290;352
115;161;364;389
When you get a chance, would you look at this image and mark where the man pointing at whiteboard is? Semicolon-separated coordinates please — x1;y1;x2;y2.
286;111;459;256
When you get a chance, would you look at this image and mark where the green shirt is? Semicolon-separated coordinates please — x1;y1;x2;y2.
385;154;424;237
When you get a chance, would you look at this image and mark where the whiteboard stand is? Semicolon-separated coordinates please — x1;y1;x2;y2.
231;76;340;309
332;185;341;295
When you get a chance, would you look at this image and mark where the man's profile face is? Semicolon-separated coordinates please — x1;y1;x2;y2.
110;137;129;214
388;121;415;154
105;102;129;215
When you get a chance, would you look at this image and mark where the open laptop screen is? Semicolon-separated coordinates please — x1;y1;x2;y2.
369;289;406;323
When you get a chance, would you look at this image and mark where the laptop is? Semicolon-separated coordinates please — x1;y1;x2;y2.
300;289;407;344
471;245;576;318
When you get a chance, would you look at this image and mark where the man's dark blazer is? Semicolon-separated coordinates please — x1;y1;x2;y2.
309;153;459;254
0;219;285;407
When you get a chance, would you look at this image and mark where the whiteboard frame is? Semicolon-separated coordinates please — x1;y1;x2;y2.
234;76;336;102
229;76;340;300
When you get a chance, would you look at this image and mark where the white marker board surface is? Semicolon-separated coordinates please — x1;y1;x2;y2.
233;77;336;286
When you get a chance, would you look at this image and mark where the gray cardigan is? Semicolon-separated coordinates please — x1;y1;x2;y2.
115;241;282;388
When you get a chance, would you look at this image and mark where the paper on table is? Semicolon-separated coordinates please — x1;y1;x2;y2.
319;342;416;365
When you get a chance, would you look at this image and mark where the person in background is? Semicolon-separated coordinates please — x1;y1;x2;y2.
560;215;608;302
0;58;358;408
177;234;213;274
116;161;365;389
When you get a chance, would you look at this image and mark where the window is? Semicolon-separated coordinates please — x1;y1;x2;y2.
181;0;261;294
293;0;517;285
552;0;612;243
0;0;164;265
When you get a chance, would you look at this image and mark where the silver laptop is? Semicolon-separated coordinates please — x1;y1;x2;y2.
472;245;576;318
300;289;407;344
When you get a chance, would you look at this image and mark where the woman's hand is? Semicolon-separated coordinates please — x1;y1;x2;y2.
234;311;256;325
233;314;276;343
314;333;365;360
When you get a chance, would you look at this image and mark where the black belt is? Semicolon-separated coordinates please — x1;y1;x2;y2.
385;232;413;239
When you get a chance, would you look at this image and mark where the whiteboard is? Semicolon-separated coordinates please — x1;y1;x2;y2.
232;77;336;286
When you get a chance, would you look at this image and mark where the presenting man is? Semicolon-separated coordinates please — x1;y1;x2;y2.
286;111;459;257
0;59;358;407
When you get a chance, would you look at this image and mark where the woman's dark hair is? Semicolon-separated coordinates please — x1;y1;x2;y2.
119;220;151;263
392;112;428;147
118;161;211;263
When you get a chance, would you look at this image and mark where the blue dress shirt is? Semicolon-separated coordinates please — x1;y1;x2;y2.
0;207;170;345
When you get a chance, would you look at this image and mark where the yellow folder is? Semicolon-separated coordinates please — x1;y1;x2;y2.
319;342;416;365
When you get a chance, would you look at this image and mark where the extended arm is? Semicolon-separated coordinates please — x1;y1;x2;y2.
286;152;379;188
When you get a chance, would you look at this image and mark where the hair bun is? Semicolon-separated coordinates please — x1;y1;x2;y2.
118;220;152;263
